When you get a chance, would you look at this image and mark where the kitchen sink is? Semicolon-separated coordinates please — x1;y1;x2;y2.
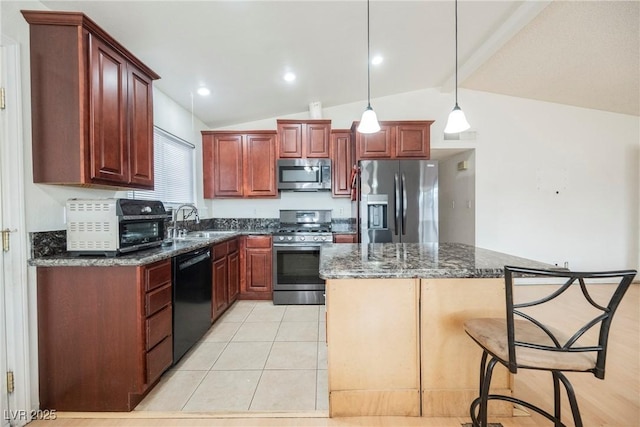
184;230;235;239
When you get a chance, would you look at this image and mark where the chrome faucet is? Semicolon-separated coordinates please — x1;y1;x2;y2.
172;204;200;238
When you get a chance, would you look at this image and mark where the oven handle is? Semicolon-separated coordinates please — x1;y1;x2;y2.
120;214;167;221
273;243;324;249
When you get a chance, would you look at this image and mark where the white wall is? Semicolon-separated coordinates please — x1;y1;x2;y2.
465;90;639;270
439;150;476;245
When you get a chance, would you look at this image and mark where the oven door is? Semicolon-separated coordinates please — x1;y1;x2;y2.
119;218;164;253
272;243;325;304
273;244;323;290
273;243;324;291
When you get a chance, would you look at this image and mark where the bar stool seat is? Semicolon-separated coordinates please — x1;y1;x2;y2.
464;318;596;372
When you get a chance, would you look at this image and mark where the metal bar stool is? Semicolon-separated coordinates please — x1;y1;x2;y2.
464;265;636;427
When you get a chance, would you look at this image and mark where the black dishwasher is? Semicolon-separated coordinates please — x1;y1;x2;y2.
172;247;212;363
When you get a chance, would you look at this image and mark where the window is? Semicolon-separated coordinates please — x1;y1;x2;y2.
130;127;195;206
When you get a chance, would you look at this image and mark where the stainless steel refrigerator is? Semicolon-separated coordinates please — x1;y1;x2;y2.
359;160;438;244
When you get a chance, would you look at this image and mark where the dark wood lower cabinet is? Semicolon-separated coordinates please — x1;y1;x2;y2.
212;237;241;321
333;233;358;243
239;235;273;300
212;253;228;320
228;244;240;303
36;259;172;411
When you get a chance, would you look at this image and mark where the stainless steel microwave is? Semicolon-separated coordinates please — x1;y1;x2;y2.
277;158;331;191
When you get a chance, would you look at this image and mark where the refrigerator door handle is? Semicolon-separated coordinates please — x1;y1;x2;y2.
394;173;400;235
401;173;407;235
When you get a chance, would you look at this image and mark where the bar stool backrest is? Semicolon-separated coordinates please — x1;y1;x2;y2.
504;265;636;379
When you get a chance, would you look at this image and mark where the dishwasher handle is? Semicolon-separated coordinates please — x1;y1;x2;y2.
178;249;211;270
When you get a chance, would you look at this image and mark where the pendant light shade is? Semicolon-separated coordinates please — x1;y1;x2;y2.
444;0;470;134
358;106;381;133
357;0;380;134
444;104;470;134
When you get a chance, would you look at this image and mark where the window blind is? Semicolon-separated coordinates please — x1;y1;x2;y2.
130;127;195;206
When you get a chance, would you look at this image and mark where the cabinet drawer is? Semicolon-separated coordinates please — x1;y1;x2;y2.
146;335;172;384
245;235;272;248
146;283;172;316
144;260;172;292
227;237;239;253
213;242;228;260
333;234;358;243
146;305;172;350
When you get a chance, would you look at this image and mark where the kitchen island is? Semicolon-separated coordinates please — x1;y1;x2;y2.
319;242;553;418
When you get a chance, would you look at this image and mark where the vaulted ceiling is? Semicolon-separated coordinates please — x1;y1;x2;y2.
39;0;640;128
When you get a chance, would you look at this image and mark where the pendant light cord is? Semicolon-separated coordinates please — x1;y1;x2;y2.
454;0;459;106
367;0;371;108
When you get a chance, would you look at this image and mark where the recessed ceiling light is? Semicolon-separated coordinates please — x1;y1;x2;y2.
197;87;211;96
372;55;383;65
283;72;296;82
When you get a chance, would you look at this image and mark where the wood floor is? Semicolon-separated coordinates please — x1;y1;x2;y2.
29;284;639;427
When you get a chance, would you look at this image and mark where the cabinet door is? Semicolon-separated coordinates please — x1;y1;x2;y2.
90;36;129;184
212;256;228;320
305;122;331;157
331;131;352;197
228;250;240;303
355;124;394;159
277;122;303;158
127;63;154;188
214;133;244;197
244;134;277;197
245;248;273;294
395;123;430;158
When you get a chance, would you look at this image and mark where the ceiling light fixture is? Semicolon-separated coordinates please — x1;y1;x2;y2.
196;87;211;96
283;72;296;82
444;0;470;134
357;0;380;134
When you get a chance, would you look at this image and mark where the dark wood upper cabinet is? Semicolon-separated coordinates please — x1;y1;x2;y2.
331;129;353;197
21;10;159;190
244;133;278;197
202;131;277;199
351;120;433;160
277;120;331;158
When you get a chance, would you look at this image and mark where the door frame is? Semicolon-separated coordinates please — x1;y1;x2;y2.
1;36;34;427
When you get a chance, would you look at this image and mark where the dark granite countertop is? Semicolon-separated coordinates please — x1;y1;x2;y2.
319;242;555;279
28;230;275;267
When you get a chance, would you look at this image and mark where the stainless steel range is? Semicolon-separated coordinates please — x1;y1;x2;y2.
272;210;332;305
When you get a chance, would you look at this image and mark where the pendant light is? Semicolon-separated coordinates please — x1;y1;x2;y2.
444;0;470;134
357;0;381;134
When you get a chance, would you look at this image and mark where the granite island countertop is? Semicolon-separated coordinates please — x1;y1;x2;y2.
319;242;555;279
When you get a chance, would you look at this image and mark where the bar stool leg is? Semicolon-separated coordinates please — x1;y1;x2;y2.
558;372;583;427
552;372;562;426
478;356;499;427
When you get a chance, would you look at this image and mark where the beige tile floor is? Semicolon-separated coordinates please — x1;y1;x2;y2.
135;301;328;413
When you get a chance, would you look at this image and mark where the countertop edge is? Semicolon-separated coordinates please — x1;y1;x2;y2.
28;232;244;267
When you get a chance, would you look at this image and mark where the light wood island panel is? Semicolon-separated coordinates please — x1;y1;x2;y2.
326;277;514;418
326;278;420;416
421;278;512;417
